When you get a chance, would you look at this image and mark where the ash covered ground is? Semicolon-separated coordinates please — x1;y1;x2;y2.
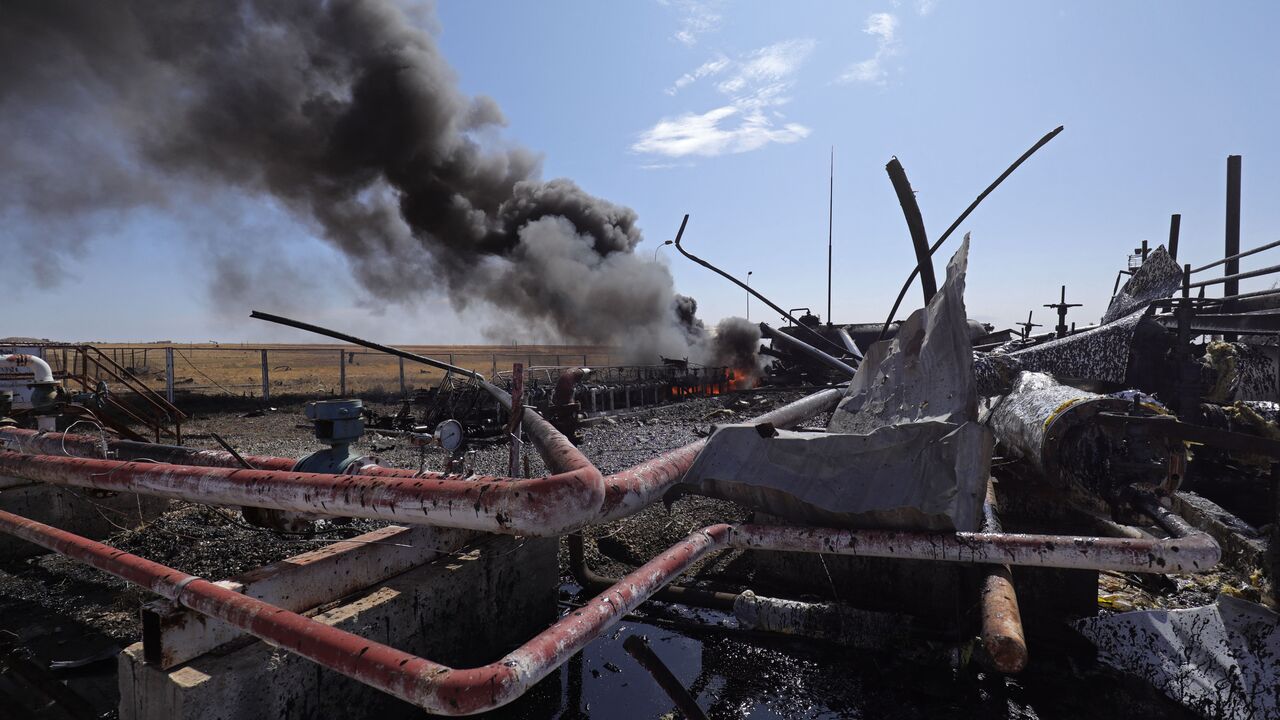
0;393;1229;719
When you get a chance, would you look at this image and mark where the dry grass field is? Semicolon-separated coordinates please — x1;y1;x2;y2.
63;343;619;398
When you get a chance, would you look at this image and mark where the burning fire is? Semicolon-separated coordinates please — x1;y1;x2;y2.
727;368;758;392
666;368;759;400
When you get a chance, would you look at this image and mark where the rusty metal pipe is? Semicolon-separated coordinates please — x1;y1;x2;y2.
0;428;300;471
726;510;1218;574
567;531;738;611
0;389;846;536
977;483;1027;674
0;426;429;479
0;452;602;536
0;506;732;716
0;443;1217;571
0;501;1221;715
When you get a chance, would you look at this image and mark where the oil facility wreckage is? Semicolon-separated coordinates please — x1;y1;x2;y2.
1;136;1278;720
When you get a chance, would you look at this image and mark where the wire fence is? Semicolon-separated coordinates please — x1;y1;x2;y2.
76;345;617;401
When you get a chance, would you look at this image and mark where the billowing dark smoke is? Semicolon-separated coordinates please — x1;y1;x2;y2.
0;0;746;364
709;317;763;376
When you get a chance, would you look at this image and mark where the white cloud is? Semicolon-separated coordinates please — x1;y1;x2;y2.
916;0;937;16
716;38;816;94
632;105;809;157
639;161;694;170
666;55;730;95
838;12;900;85
637;38;815;159
660;0;724;46
865;12;898;43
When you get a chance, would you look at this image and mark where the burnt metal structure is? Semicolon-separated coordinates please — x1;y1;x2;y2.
1043;286;1082;338
759;322;856;378
879;126;1064;340
1225;154;1242;339
886;157;937;305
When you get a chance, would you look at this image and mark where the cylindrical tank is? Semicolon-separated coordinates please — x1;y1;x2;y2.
986;371;1166;498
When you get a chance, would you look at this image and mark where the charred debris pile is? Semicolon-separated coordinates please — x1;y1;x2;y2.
1;143;1279;719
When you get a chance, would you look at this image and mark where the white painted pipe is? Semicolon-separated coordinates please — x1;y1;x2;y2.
0;354;53;384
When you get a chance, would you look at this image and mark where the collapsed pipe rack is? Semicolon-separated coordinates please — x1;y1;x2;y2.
0;489;1216;715
0;315;1229;715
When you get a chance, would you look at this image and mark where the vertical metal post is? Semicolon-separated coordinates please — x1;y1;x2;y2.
1271;463;1280;606
260;349;270;403
1176;263;1201;422
827;146;834;326
491;354;497;380
1225;155;1242;341
399;357;406;396
339;349;346;396
1177;265;1191;349
165;348;175;404
508;363;524;477
1168;213;1181;261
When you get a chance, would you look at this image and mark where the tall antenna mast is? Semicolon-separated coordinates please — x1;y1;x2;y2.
827;146;834;325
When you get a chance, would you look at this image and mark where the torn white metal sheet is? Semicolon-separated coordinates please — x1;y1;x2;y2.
679;239;990;531
1075;595;1279;719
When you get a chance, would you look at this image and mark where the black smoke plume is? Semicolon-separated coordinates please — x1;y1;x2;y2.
709;317;764;376
0;0;746;364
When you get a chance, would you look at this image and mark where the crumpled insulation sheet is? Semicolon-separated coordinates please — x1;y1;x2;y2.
679;239;990;531
1075;595;1279;719
733;590;909;650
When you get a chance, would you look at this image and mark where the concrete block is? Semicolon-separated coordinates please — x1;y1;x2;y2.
119;534;558;720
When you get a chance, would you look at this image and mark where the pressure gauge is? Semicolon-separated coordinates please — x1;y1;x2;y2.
433;419;465;452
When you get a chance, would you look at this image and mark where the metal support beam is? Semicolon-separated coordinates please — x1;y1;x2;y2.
1225;155;1242;340
509;362;523;477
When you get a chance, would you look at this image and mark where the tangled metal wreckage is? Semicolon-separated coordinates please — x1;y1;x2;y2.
1;143;1279;718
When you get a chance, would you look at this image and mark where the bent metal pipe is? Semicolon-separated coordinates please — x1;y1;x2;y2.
0;390;846;536
0;500;1217;716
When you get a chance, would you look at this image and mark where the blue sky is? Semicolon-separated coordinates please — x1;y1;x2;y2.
12;1;1280;343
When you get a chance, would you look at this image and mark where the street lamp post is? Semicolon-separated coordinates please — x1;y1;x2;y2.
746;271;753;321
654;239;674;261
